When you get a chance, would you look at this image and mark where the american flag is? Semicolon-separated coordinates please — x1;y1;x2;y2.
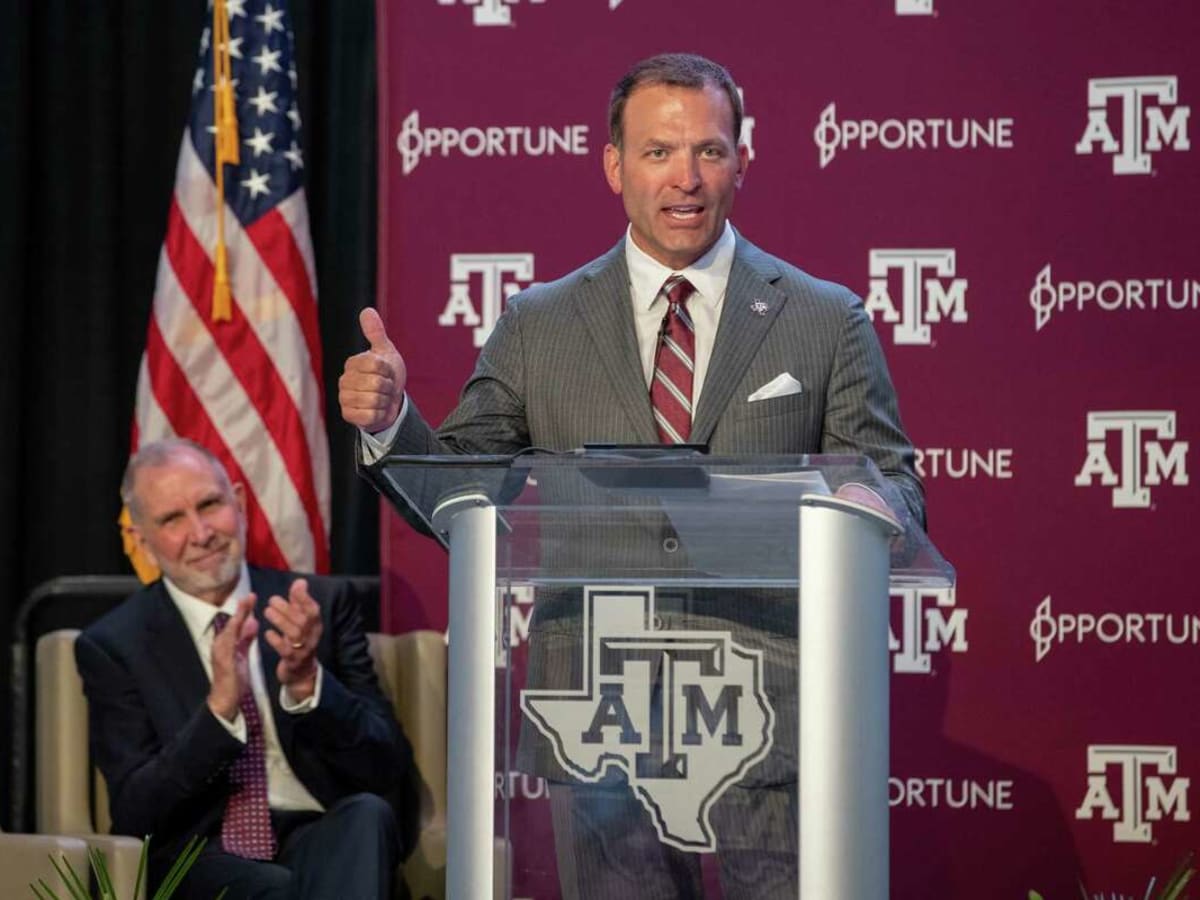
130;0;330;574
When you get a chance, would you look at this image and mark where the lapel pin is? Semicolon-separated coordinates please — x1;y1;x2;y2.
750;299;769;316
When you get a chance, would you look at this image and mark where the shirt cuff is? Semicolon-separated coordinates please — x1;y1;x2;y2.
280;663;323;713
358;395;409;463
212;707;247;743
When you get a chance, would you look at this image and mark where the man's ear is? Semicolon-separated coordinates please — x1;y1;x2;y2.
233;481;247;517
603;143;623;195
735;142;750;189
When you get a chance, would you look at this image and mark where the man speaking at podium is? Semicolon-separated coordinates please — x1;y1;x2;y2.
341;52;922;898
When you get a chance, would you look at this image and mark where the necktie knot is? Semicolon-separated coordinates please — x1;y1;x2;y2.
212;611;231;634
663;274;695;309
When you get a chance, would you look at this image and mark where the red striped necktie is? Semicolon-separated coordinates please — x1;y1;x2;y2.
211;611;277;860
650;275;697;443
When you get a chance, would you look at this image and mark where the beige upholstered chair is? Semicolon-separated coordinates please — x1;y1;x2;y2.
0;828;90;897
34;629;148;899
30;627;455;900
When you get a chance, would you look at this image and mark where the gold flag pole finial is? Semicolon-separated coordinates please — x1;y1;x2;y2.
211;0;239;322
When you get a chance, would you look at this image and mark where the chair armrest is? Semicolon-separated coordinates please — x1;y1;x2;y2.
0;832;89;894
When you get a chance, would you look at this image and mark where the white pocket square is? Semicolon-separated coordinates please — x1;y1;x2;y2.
747;372;803;402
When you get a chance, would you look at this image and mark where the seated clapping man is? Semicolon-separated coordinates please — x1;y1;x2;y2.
76;438;412;899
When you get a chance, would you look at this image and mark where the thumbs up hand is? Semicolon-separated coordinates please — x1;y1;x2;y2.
338;307;408;433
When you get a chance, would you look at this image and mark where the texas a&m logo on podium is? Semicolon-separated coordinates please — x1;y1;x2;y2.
521;586;774;852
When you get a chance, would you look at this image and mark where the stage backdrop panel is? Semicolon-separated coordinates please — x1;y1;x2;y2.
376;1;1199;896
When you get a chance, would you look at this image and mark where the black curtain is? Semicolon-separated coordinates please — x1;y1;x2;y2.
0;0;380;827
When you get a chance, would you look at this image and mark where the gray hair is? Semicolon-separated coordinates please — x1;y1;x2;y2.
121;438;232;522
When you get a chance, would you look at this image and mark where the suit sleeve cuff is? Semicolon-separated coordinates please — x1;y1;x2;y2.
211;707;247;743
359;396;409;463
280;663;323;713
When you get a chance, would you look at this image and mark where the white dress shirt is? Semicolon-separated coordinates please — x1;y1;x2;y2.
624;219;736;406
164;565;325;812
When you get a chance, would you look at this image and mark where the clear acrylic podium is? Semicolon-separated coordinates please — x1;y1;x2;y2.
376;452;954;900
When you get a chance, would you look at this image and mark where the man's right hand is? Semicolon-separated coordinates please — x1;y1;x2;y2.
338;307;407;434
207;594;258;723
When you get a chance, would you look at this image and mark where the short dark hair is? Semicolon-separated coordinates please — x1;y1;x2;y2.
121;438;232;522
608;52;743;150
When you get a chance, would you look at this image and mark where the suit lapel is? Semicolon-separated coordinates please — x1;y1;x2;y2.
145;583;211;716
573;242;659;443
691;239;789;443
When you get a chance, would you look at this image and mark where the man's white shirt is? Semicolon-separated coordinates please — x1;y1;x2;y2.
164;565;324;812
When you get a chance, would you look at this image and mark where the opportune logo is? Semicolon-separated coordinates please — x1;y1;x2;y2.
1074;411;1189;508
865;249;968;345
438;253;536;348
1076;76;1190;175
1076;745;1191;843
521;586;774;852
915;448;1013;480
889;587;967;674
396;110;589;176
1029;595;1200;663
1029;264;1200;331
814;103;1013;168
895;0;934;13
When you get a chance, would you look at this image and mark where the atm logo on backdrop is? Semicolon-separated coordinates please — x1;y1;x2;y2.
1076;745;1191;843
814;104;1013;168
889;587;967;674
437;0;623;26
396;110;589;175
438;253;536;347
1076;76;1191;175
1074;411;1189;508
1029;264;1200;331
521;586;774;852
1029;595;1200;663
895;0;934;14
864;249;968;345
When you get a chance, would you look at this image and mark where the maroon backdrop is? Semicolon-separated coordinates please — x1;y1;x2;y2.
374;1;1199;896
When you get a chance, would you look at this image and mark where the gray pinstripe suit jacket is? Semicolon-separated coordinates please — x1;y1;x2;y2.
367;232;923;785
377;231;923;527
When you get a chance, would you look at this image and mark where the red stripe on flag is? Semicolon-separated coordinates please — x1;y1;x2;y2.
164;198;330;572
144;315;290;571
244;208;325;409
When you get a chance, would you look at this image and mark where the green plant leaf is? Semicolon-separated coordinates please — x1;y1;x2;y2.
134;836;151;900
86;846;116;900
30;878;63;900
151;835;208;900
48;853;91;900
1028;892;1044;900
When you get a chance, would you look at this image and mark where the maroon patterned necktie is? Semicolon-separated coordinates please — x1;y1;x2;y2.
650;275;697;443
211;611;277;860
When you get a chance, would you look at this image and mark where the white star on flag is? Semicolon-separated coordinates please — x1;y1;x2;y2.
248;86;278;116
241;169;270;197
251;45;282;75
284;140;304;170
255;4;285;34
245;128;275;157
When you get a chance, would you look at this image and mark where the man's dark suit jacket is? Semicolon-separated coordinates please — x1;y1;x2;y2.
75;567;412;884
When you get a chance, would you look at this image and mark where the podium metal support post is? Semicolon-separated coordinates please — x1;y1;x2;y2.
799;496;900;900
